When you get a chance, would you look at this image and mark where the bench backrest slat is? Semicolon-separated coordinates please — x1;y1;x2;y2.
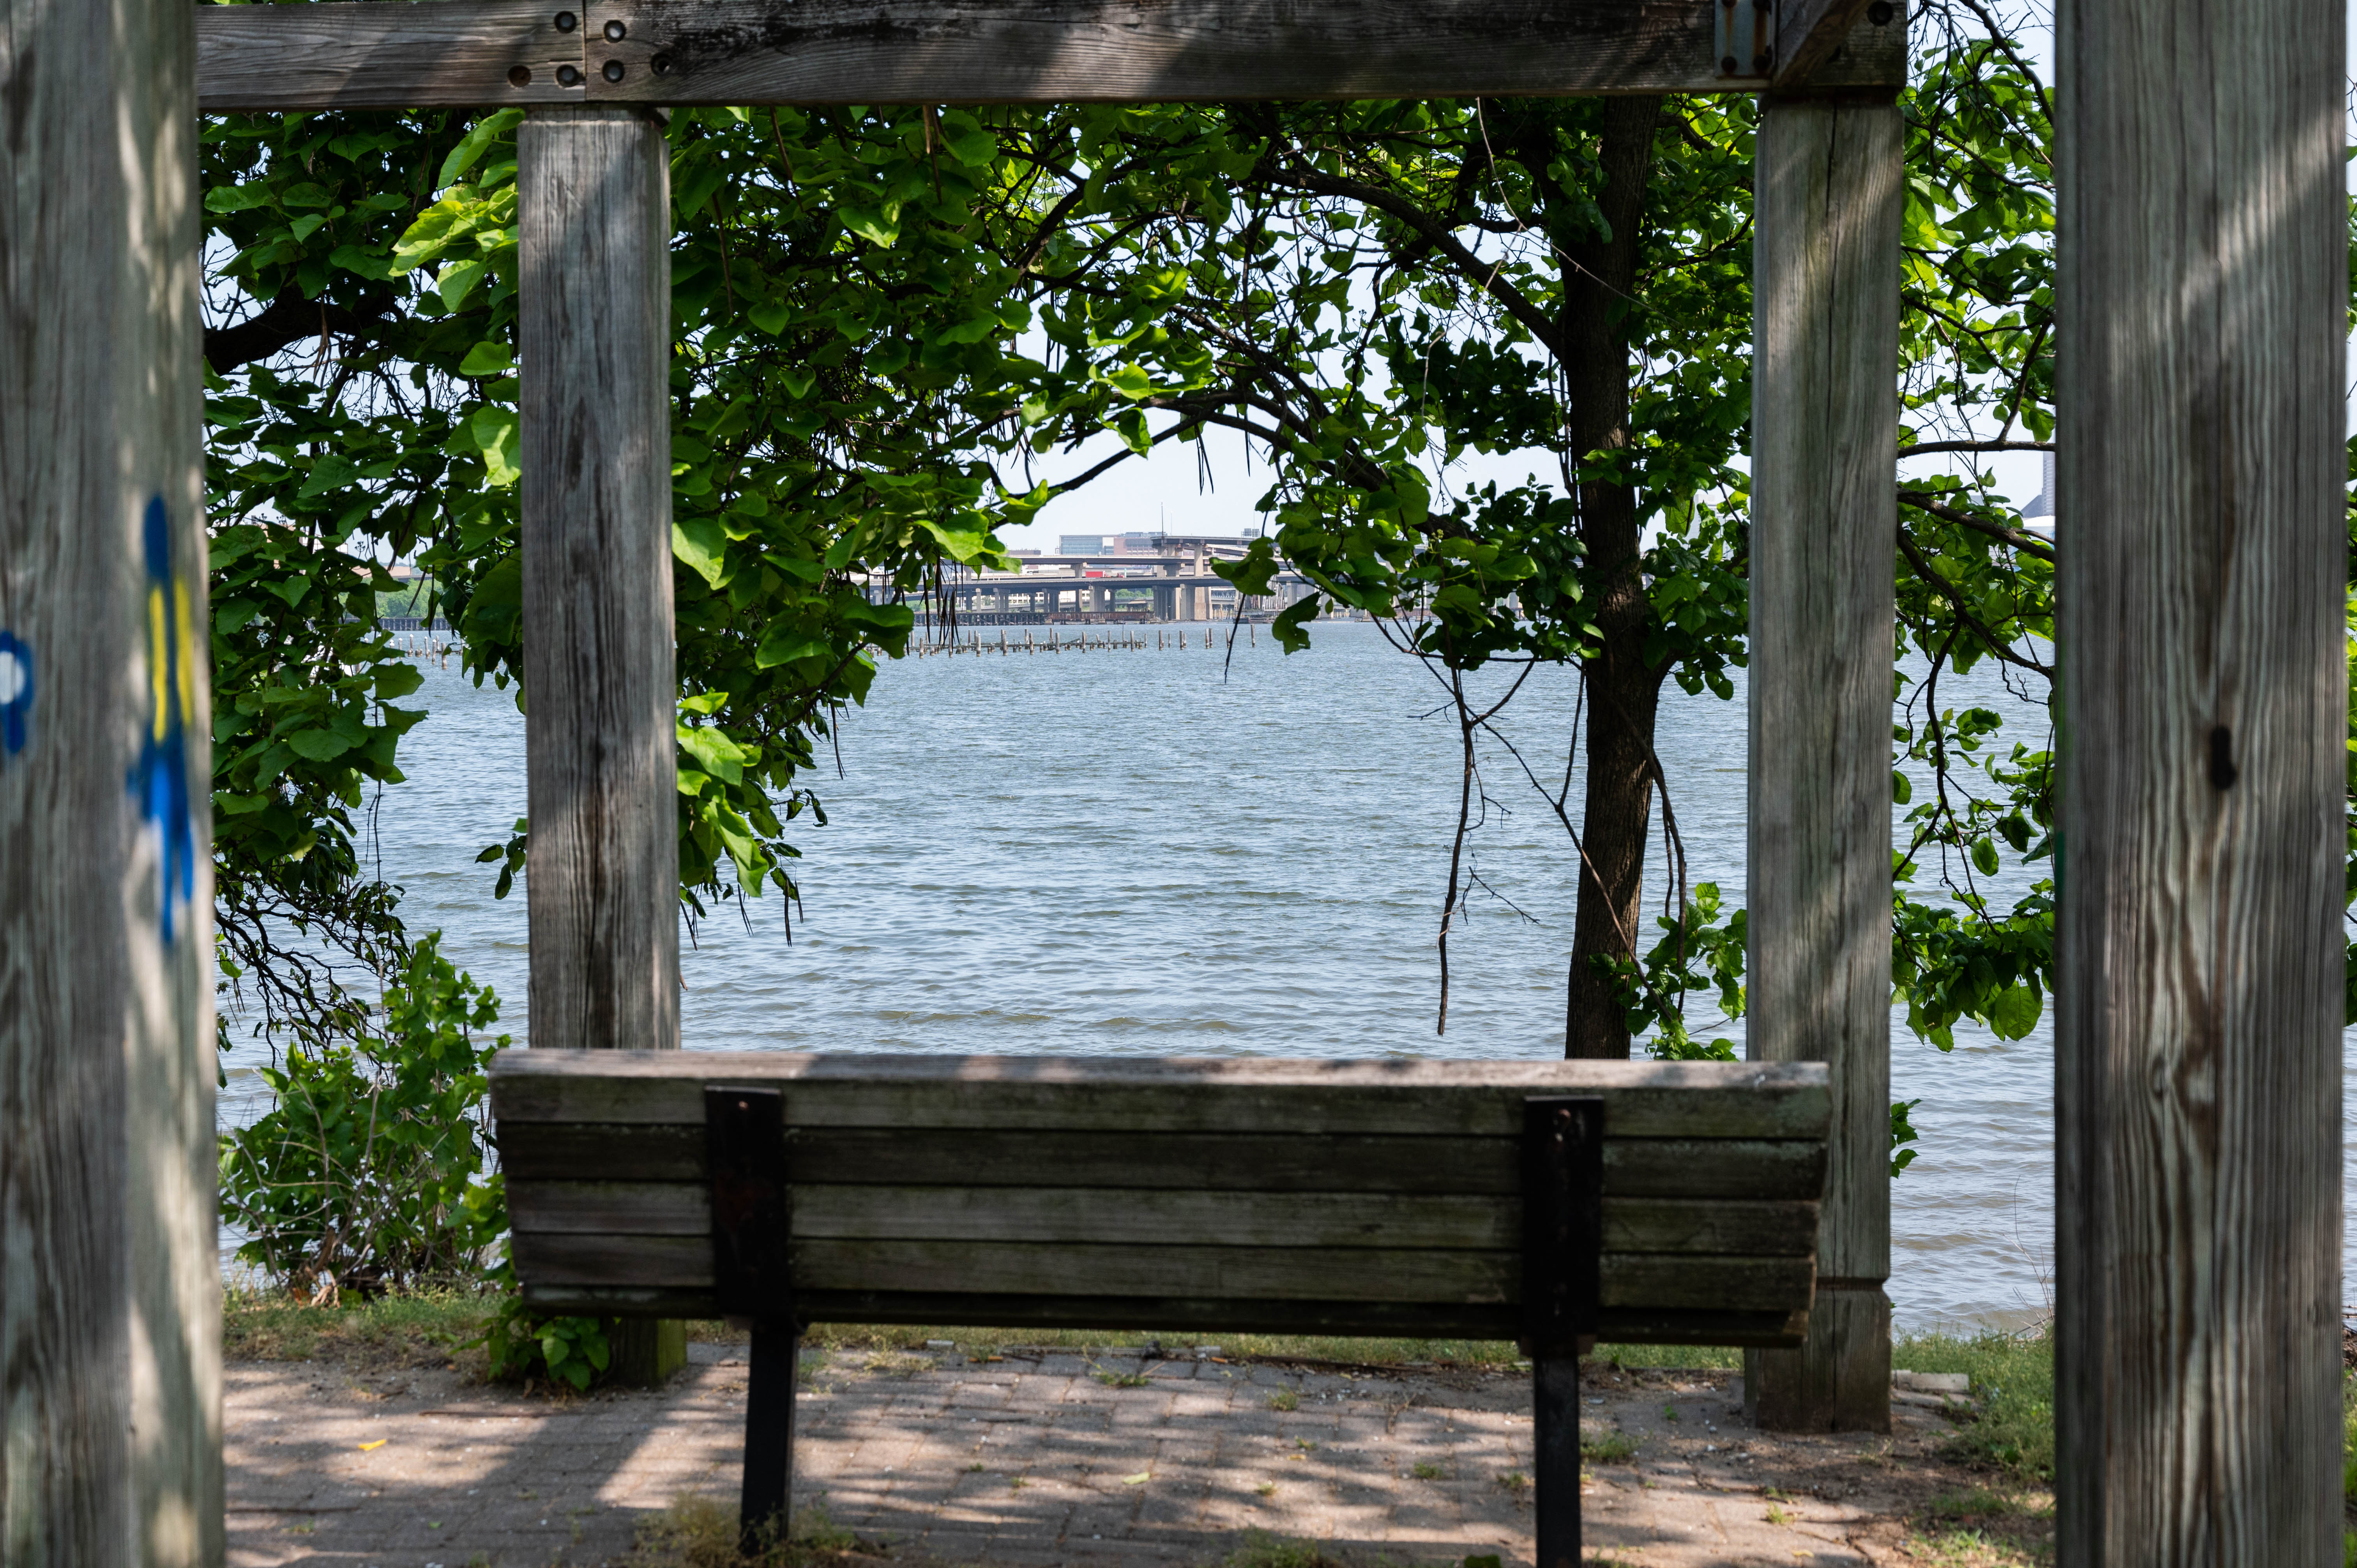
491;1054;1830;1346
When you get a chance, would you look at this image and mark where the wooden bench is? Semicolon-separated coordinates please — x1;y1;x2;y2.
489;1054;1831;1566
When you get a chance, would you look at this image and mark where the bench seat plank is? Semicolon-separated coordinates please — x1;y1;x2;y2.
505;1283;1809;1347
497;1125;1827;1200
507;1181;1820;1257
491;1053;1831;1139
510;1233;1812;1315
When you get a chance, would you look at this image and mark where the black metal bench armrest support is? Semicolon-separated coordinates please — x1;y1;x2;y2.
1523;1096;1603;1568
708;1087;796;1552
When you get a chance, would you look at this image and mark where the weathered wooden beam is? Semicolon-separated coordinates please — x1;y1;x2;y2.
193;0;1907;111
0;0;220;1563
1768;0;1888;88
193;1;586;111
1743;92;1901;1435
2053;0;2345;1549
518;103;684;1386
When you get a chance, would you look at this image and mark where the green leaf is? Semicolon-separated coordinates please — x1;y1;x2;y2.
839;201;901;248
756;624;827;669
458;341;514;378
204;185;276;214
472;407;520;487
283;727;355;761
1112;408;1151;456
1988;983;2041;1041
438;108;526;191
672;515;729;588
1970;837;2000;877
436;258;488;312
677;724;747;785
329;244;396;281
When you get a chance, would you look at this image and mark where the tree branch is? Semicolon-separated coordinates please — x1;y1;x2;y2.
205;285;401;374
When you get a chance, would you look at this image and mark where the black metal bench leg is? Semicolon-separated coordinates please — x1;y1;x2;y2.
740;1318;798;1555
1533;1354;1580;1568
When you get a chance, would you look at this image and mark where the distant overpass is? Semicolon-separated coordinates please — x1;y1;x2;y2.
941;569;1314;623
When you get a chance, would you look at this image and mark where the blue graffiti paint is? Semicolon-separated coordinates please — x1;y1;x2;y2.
0;630;29;757
130;496;196;944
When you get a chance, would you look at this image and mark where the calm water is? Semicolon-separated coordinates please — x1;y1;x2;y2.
221;621;2357;1332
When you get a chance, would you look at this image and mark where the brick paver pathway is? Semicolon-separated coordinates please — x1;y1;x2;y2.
225;1343;1974;1567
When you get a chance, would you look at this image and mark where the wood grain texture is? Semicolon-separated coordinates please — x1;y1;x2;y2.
191;0;1905;109
589;0;1904;104
0;0;219;1563
1769;0;1889;88
510;1286;1811;1347
1745;95;1901;1434
519;108;680;1058
2054;0;2346;1550
1744;1284;1888;1432
507;1231;1815;1315
195;2;585;111
504;1179;1820;1255
496;1123;1828;1199
489;1051;1832;1136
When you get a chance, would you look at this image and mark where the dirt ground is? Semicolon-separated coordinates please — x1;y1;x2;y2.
223;1340;2049;1568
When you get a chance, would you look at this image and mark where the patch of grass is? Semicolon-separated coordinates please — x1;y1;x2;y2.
1926;1487;2022;1522
1764;1501;1792;1526
1217;1532;1350;1568
1094;1366;1154;1388
627;1496;869;1568
222;1284;493;1374
1579;1431;1638;1464
1895;1330;2055;1480
1266;1388;1300;1411
1493;1470;1528;1496
1909;1482;2051;1566
2343;1370;2357;1504
1586;1343;1742;1371
1409;1461;1443;1480
857;1350;934;1378
1902;1527;2045;1568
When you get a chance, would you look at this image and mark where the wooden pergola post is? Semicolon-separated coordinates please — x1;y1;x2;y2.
2053;0;2345;1551
0;0;220;1562
518;104;685;1386
1744;92;1902;1432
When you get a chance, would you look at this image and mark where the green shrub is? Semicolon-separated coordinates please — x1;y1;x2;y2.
219;933;506;1295
478;1293;612;1391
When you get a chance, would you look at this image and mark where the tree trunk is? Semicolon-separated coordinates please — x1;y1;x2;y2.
1560;96;1664;1061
